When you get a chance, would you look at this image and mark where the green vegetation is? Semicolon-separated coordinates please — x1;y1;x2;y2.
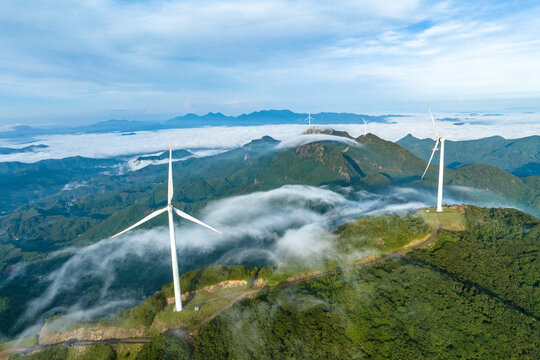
0;336;37;353
10;346;68;360
78;344;117;360
6;206;540;359
413;207;540;317
98;265;260;330
189;207;539;359
398;134;540;177
1;131;540;339
100;291;167;329
336;214;430;253
134;335;192;360
420;206;466;231
176;265;259;294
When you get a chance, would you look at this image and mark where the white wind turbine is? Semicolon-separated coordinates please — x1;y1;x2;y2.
421;105;449;213
362;117;368;136
305;112;313;127
111;145;221;312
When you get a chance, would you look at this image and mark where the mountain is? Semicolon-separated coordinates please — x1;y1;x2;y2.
0;144;48;155
397;134;540;177
0;110;398;139
0;131;539;340
3;206;538;359
0;156;120;215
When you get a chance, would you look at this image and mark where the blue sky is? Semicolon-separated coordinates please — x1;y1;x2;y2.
1;0;540;126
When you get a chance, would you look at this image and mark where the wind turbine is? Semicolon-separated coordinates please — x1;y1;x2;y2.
305;112;313;127
362;117;367;136
421;105;448;213
111;145;221;311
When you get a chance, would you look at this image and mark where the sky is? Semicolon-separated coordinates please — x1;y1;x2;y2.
1;0;540;126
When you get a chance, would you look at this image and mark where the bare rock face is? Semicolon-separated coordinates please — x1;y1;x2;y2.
296;143;326;162
166;279;250;304
38;322;146;345
253;277;267;287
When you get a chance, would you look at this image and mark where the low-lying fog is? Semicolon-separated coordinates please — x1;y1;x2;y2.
1;112;538;163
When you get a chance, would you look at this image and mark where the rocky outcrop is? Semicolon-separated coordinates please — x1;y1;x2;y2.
166;280;250;304
38;322;146;345
286;270;324;282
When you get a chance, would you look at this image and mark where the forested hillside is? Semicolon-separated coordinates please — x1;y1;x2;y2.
398;134;540;177
6;206;538;359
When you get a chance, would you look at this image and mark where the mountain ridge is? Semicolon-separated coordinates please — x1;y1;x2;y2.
397;133;540;177
0;110;399;139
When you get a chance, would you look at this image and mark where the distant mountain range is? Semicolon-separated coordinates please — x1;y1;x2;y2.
0;110;401;139
398;134;540;177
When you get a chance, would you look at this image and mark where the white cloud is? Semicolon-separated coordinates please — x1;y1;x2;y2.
13;184;437;333
1;1;539;122
275;133;362;149
0;112;538;163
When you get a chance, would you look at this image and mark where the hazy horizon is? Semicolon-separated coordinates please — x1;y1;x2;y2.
1;106;539;130
1;1;540;126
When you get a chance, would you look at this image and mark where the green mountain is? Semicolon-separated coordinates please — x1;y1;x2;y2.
397;134;540;177
0;144;48;155
5;206;538;359
1;131;539;340
0;156;120;214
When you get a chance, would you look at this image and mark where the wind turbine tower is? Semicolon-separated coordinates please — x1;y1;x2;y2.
421;105;449;212
305;112;313;127
362;117;367;136
111;145;221;311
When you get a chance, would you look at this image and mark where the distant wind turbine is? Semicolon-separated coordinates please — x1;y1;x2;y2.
111;145;221;311
305;112;313;127
362;117;367;136
421;105;450;212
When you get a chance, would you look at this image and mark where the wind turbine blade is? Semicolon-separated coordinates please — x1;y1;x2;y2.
168;145;173;205
111;207;168;238
444;133;455;139
421;140;439;180
427;104;439;139
172;207;222;234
